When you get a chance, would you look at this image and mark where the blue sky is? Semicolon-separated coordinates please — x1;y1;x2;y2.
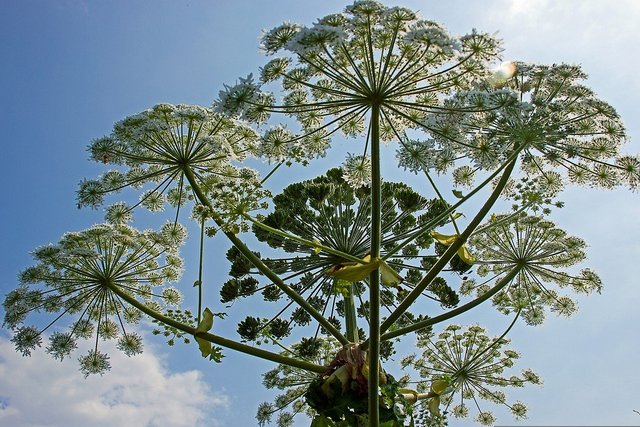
1;1;639;426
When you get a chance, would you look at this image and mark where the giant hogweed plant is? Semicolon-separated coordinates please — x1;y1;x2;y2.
4;2;638;426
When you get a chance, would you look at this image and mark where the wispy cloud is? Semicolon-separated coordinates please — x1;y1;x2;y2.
0;336;229;427
479;0;640;93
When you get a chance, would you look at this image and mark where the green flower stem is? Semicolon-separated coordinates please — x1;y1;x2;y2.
452;308;521;378
196;217;205;325
474;200;536;234
383;144;524;261
242;213;365;264
368;102;382;427
107;282;326;373
182;166;349;345
380;267;521;341
344;283;359;343
424;169;461;235
260;160;284;185
378;155;518;336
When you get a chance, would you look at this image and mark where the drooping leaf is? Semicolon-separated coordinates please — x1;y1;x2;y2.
430;379;449;395
196;308;214;333
196;336;211;357
427;395;441;417
457;244;476;264
380;261;403;287
326;254;379;282
431;231;476;264
427;378;452;417
430;231;457;246
195;308;214;357
327;255;403;286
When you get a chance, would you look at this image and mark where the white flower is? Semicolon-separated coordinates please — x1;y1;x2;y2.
4;224;185;375
342;154;371;188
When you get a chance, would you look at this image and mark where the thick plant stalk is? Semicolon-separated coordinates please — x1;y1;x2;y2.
368;103;382;427
107;281;326;373
182;166;348;345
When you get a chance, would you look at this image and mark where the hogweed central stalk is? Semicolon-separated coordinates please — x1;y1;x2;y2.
368;102;382;426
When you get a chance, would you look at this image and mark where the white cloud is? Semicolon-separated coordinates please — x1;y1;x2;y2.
479;0;640;90
0;336;229;427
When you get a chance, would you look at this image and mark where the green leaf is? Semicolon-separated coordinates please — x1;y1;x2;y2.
327;255;403;286
193;280;201;287
452;189;464;199
326;254;380;282
208;345;225;363
196;337;211;357
196;308;214;333
379;259;403;287
428;395;441;417
194;308;214;358
431;231;476;264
